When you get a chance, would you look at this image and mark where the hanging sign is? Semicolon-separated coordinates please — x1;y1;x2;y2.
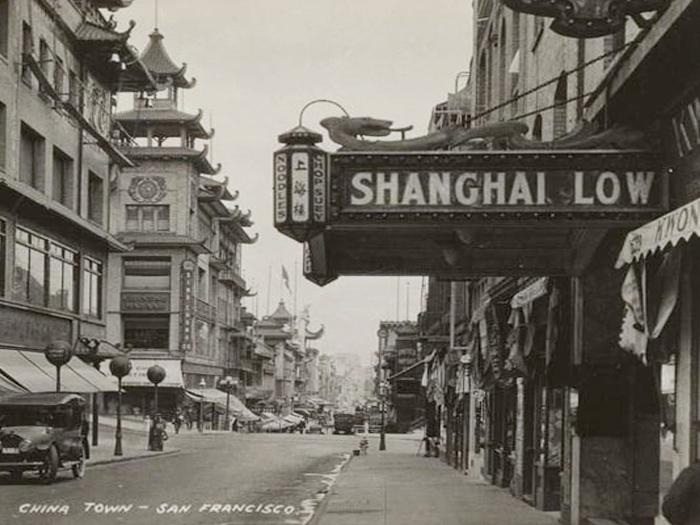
330;151;666;222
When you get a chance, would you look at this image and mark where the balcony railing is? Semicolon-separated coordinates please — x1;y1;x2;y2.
195;299;216;323
219;268;246;289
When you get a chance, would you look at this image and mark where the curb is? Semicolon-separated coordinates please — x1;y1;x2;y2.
87;449;180;468
306;453;354;525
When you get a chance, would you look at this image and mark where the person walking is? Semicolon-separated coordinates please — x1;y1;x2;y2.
662;463;700;525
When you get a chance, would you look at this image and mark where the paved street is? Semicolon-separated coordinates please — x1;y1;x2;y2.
0;432;356;525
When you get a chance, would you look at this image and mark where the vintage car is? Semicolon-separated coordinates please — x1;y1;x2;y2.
333;413;363;435
0;392;89;483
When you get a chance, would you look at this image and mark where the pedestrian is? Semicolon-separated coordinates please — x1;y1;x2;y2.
174;413;182;434
149;414;168;451
185;411;192;431
662;463;700;525
231;417;238;432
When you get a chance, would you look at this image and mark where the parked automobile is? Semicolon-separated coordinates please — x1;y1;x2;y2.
333;413;363;435
0;392;89;483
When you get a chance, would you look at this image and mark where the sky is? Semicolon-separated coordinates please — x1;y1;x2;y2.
114;0;473;366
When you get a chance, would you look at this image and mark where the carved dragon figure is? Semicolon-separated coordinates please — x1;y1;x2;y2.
319;116;647;151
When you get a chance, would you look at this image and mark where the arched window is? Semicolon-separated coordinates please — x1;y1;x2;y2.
532;114;543;141
553;73;568;138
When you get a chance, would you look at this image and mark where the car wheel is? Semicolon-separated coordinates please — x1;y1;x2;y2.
39;446;58;484
72;444;86;479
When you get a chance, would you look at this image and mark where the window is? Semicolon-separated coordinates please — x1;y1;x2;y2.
87;171;103;224
0;0;8;58
477;53;487;116
82;257;102;317
13;227;47;306
49;242;77;311
123;315;169;349
532;114;543;141
54;56;64;95
196;320;209;355
123;258;171;290
0;219;5;296
532;16;544;51
52;147;73;209
39;38;49;94
21;22;32;84
20;123;45;190
68;70;79;108
13;227;79;312
125;205;170;232
0;101;5;171
604;26;626;68
553;73;568;139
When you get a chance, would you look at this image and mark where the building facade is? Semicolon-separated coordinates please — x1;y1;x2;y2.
0;0;152;394
104;27;256;415
415;2;700;525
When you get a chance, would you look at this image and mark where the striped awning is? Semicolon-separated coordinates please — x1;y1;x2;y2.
616;197;700;268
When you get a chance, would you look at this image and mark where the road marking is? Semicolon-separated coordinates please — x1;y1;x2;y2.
295;453;352;525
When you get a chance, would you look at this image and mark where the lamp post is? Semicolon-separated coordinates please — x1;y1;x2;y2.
198;378;206;432
44;341;73;392
109;356;132;456
219;376;237;431
377;327;388;452
147;365;166;416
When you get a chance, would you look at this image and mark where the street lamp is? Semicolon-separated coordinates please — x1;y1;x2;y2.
198;378;206;432
379;381;389;451
377;327;389;452
147;365;166;416
44;341;73;392
109;356;132;456
219;376;237;431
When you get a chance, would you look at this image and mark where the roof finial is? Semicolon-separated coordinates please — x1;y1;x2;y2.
154;0;159;30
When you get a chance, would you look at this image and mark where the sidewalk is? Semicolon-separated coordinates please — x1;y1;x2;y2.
87;424;179;467
315;435;559;525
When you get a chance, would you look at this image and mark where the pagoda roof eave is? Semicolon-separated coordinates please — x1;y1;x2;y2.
120;146;220;175
114;108;212;139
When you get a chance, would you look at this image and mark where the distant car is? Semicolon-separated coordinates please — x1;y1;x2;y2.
0;392;89;483
333;413;363;435
307;421;324;434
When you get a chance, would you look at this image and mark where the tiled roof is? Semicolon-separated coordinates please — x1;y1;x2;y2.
140;29;194;88
75;21;130;42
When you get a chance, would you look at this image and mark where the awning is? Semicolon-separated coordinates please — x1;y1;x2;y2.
616;197;700;268
0;349;118;393
186;388;260;421
100;358;184;388
0;372;26;393
388;357;429;381
282;413;303;425
510;278;549;309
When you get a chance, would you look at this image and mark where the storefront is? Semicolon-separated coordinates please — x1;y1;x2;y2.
100;358;185;418
274;111;669;525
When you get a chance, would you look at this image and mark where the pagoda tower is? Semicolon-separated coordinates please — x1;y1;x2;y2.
106;28;257;412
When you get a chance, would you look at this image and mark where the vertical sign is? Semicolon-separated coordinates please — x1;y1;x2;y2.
180;260;196;353
291;152;310;222
312;153;326;222
274;153;288;224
